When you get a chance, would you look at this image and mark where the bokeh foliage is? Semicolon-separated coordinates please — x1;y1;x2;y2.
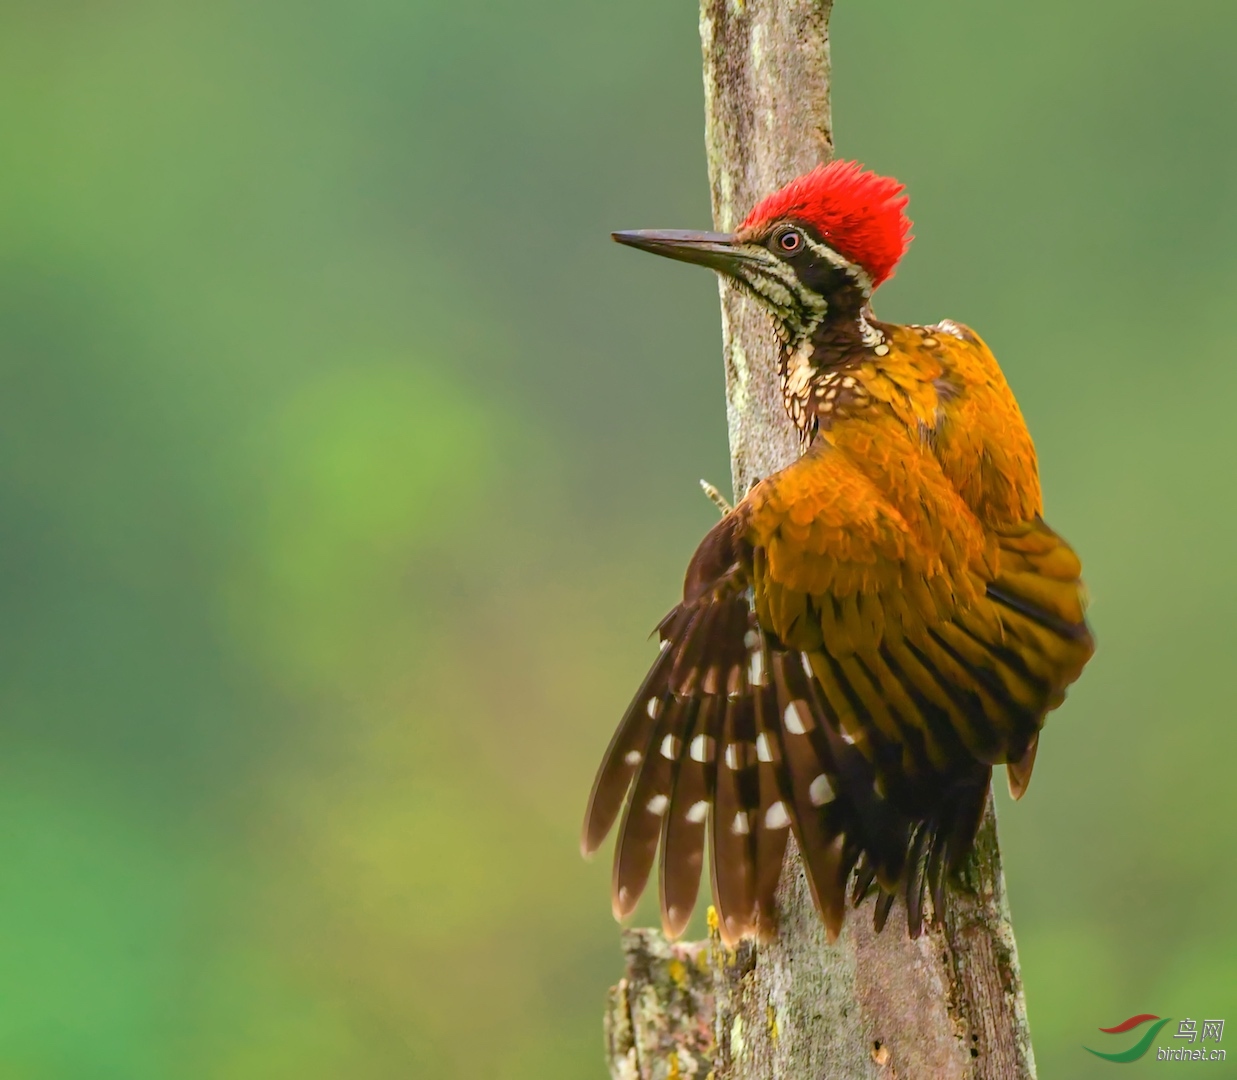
0;1;1234;1076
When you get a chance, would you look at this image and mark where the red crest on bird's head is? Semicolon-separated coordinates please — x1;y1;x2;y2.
741;160;913;288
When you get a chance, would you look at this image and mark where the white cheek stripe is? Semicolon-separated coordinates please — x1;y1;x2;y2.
742;271;797;311
736;251;828;332
802;234;874;296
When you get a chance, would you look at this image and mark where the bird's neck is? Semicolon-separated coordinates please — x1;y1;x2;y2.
780;289;887;378
777;290;888;439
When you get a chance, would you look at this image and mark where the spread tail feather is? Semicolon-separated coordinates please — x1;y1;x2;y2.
584;590;997;943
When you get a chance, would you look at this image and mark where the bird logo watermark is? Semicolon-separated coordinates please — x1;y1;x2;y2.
1084;1015;1225;1063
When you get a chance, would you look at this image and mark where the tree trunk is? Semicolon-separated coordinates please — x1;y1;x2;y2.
603;2;1038;1077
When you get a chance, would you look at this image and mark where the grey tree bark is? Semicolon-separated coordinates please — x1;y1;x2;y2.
603;2;1038;1078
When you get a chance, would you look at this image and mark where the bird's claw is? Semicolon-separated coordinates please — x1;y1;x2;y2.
700;479;733;516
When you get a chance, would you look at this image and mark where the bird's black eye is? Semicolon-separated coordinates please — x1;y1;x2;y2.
776;228;803;254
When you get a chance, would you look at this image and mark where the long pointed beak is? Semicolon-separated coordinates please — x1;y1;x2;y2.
611;229;746;275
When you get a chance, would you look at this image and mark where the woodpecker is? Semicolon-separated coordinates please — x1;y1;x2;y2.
581;161;1094;946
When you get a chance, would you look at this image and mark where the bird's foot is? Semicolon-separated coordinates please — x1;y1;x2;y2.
699;478;733;516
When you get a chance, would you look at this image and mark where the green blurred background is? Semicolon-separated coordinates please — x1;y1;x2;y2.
0;0;1234;1076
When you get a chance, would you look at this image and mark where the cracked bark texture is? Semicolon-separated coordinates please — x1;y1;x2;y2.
603;2;1037;1077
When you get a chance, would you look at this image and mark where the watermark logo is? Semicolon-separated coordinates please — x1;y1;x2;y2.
1085;1014;1173;1063
1085;1015;1225;1064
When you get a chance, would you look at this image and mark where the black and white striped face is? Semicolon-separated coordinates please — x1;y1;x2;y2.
739;222;875;340
612;223;873;346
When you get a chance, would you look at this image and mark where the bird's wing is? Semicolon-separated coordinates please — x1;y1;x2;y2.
744;427;1092;932
583;397;1091;945
580;508;790;946
749;428;1090;777
910;320;1044;527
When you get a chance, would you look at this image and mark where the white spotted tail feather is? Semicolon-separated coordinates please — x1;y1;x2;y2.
580;591;788;946
581;515;922;946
